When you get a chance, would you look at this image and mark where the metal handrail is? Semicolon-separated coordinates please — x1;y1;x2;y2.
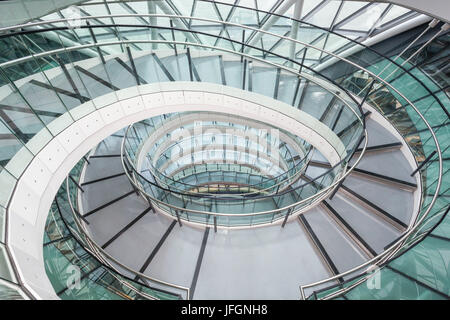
60;35;439;301
2;4;442;115
0;11;444;122
117;71;366;213
125;140;355;210
0;11;442;110
0;13;439;300
46;15;443;301
2;10;444;120
149;133;302;183
25;31;438;296
147;156;309;198
58;138;362;301
129;112;305;190
144;130;305;185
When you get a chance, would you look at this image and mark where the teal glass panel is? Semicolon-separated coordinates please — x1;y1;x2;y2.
0;281;25;300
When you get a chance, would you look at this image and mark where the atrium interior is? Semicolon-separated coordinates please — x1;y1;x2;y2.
0;0;448;300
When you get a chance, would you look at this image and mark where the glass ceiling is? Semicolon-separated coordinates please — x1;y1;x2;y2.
27;0;424;68
37;0;419;38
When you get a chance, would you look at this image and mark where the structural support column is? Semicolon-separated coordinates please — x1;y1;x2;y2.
288;0;304;67
147;0;158;50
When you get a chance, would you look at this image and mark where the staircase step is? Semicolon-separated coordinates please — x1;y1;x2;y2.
326;194;401;253
350;149;416;184
302;207;367;276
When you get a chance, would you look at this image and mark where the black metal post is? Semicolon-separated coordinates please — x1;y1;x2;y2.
126;46;140;85
241;30;245;62
170;20;178;56
411;150;437;176
187;47;194;82
358;79;375;128
242;59;247;90
69;175;84;193
175;210;182;227
282;209;291;228
299;48;307;75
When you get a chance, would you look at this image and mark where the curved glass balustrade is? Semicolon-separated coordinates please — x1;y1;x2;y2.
119;88;364;226
44;199;182;300
121;112;338;226
148;143;306;196
129;112;313;197
45;156;190;299
123;128;356;227
0;4;445;300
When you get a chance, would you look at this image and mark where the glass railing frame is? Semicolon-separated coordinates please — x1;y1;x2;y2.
61;154;349;293
1;6;445;135
150;130;302;178
122;125;365;218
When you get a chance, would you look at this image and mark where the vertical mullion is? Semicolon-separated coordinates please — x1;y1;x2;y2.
126;46;140;85
274;68;281;99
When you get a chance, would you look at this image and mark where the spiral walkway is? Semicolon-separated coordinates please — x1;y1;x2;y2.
0;0;448;301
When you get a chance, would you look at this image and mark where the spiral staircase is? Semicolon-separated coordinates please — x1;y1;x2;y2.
0;0;448;300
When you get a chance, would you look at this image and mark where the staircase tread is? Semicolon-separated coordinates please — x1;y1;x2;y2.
81;174;134;213
326;194;400;253
364;118;399;148
349;149;416;184
83;157;124;181
194;221;330;299
303;207;367;274
343;175;414;226
103;212;175;278
86;194;148;245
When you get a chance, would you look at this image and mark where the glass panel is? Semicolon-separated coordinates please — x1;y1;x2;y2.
344;267;446;299
0;167;17;207
0;243;17;283
0;280;25;300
